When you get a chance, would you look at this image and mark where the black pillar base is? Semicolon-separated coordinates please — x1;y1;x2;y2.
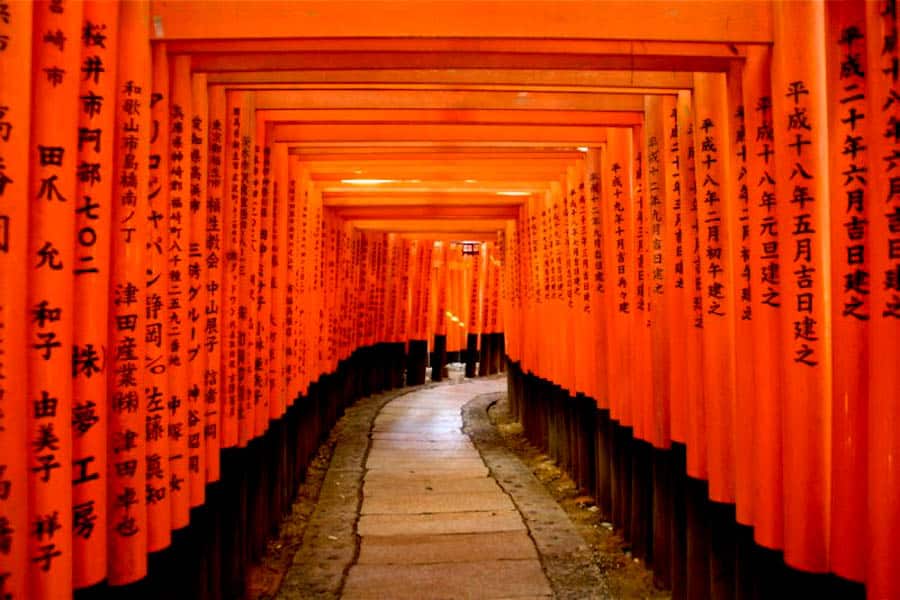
464;333;479;378
505;362;867;600
406;339;428;386
431;334;447;382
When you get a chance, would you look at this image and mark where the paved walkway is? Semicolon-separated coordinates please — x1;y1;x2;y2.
343;380;553;599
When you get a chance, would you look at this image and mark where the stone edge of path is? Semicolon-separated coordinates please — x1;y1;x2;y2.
276;385;428;600
462;391;612;600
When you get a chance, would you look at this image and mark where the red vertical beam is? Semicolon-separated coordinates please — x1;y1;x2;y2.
586;149;609;407
865;0;900;596
270;142;289;418
187;71;208;504
741;45;784;551
0;3;31;599
727;62;756;525
253;117;270;434
663;95;688;445
679;90;708;480
603;127;634;425
283;154;299;399
221;90;241;449
237;92;256;446
824;0;868;583
204;83;226;482
693;71;738;504
772;0;832;573
633;123;651;439
168;54;191;527
72;1;118;588
27;1;82;596
645;95;671;449
108;0;150;585
145;41;171;552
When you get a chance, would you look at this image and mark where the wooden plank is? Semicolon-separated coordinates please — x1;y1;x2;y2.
151;1;772;43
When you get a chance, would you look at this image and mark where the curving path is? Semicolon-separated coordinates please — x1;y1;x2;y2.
343;379;553;599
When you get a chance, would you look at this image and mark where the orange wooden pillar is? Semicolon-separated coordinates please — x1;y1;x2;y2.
108;0;151;586
741;45;784;554
0;3;31;599
252;116;271;435
865;0;900;597
663;95;688;447
824;0;868;584
726;61;756;530
283;154;301;398
692;72;739;508
772;0;832;574
644;95;671;450
204;84;226;483
26;1;82;596
585;150;609;408
678;90;708;485
168;54;192;528
146;41;172;553
236;92;256;447
270;143;289;417
603;127;635;427
632;122;652;444
188;71;209;501
220;89;242;451
72;1;118;588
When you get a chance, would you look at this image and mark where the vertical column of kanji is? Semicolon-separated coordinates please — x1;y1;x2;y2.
645;96;670;450
283;155;299;399
434;242;447;343
107;0;149;585
71;2;116;588
270;143;288;418
187;71;207;503
309;185;323;384
574;160;594;399
145;41;170;553
252;115;269;435
585;150;608;407
865;0;900;596
824;1;868;583
167;54;190;527
772;1;832;573
602;128;633;424
692;72;738;505
726;63;755;526
662;97;686;444
291;159;307;396
741;44;783;554
236;92;255;446
540;187;555;384
26;1;81;596
220;90;241;450
679;90;707;481
564;166;584;394
0;3;30;599
420;242;434;344
204;84;225;482
383;234;397;356
632;124;651;439
553;181;569;389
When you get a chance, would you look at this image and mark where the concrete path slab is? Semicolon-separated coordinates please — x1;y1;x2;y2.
342;379;554;599
361;490;516;515
342;559;552;599
357;531;539;564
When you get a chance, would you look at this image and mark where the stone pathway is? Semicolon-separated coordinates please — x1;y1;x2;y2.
343;379;552;599
276;376;609;599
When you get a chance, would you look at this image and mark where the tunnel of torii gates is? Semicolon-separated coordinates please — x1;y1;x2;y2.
0;0;898;599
